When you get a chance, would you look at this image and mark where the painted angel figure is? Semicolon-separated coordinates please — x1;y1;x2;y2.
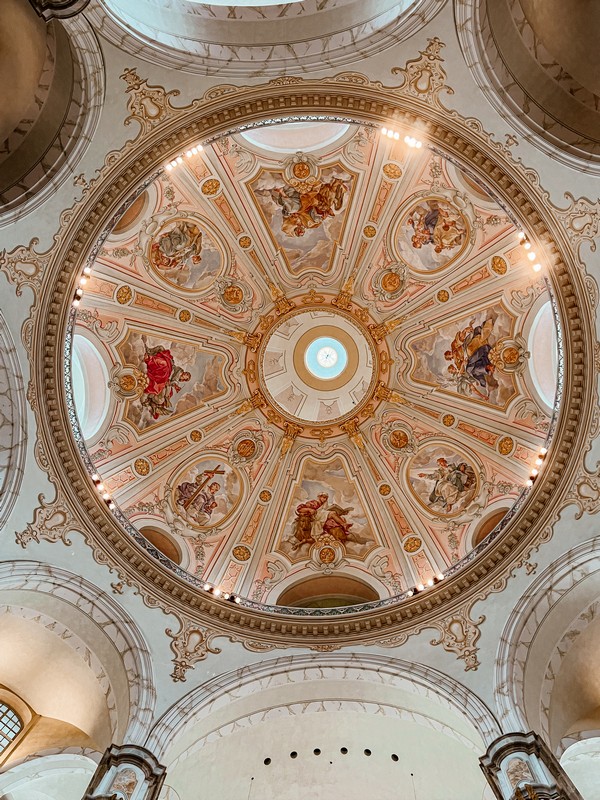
271;177;347;237
444;315;500;400
150;220;203;282
418;457;476;513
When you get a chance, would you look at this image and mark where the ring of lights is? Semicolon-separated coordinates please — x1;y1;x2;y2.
30;74;594;648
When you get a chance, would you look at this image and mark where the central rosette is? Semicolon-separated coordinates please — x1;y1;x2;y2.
260;308;375;425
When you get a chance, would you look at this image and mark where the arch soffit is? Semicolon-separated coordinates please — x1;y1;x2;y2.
0;562;156;745
17;47;599;648
146;653;502;761
0;311;27;529
494;536;600;747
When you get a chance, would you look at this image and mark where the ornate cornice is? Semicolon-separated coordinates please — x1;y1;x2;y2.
28;0;91;20
9;42;599;665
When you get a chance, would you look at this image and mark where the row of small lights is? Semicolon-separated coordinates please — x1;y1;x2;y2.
202;582;242;603
405;571;445;597
518;230;542;272
526;447;548;487
72;265;92;307
165;144;203;171
91;473;116;511
380;127;423;148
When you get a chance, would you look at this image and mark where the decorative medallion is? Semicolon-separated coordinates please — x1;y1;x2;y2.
223;284;244;306
383;162;402;180
501;346;520;365
134;458;150;476
393;196;470;273
142;213;226;294
373;265;406;301
238;235;252;249
116;285;133;305
389;429;410;450
403;536;422;553
437;289;450;303
407;444;479;518
171;457;243;531
190;429;202;442
259;490;272;503
319;546;336;564
491;255;508;275
292;162;311;179
381;271;402;294
498;436;514;456
442;414;455;427
178;309;192;322
119;374;137;392
201;178;221;196
378;483;392;496
237;438;256;459
363;224;377;238
232;545;251;561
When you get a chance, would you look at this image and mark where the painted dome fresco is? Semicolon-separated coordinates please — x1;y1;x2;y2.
68;120;559;610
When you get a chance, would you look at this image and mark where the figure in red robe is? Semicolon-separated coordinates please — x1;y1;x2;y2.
140;341;191;420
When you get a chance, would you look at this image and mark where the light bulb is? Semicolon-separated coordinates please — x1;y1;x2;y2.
170;160;178;168
72;299;80;306
176;156;183;164
437;573;444;581
102;492;110;500
91;473;99;481
108;502;116;510
527;252;536;261
415;140;423;148
213;588;221;596
540;447;548;455
97;483;104;492
533;263;542;272
523;241;531;250
427;579;434;587
83;266;92;275
406;590;414;597
381;128;388;135
203;583;210;591
535;457;543;466
526;479;533;487
393;132;400;140
518;231;526;240
417;583;424;592
531;469;538;477
235;596;241;603
186;150;192;158
166;164;173;171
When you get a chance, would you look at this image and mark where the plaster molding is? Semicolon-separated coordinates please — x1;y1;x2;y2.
165;617;224;682
0;562;156;744
430;603;485;671
12;43;599;661
0;314;27;530
494;536;600;744
145;653;502;759
28;0;91;20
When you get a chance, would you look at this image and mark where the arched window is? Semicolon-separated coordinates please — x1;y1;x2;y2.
0;702;23;756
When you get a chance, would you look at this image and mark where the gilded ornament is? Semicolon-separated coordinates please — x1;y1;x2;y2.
238;235;252;249
389;430;409;450
232;545;251;562
236;438;257;459
491;256;508;275
442;414;455;427
134;458;150;476
201;178;221;196
381;271;402;294
190;429;202;442
319;546;336;564
292;162;311;179
119;374;137;392
259;490;272;502
363;225;377;238
502;346;520;365
383;163;402;180
403;536;422;553
498;436;514;456
223;284;244;305
437;289;450;303
178;309;192;322
379;484;392;496
116;285;133;304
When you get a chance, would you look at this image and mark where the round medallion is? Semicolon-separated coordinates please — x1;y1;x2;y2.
442;414;455;427
292;162;311;179
190;429;202;442
383;163;402;180
491;255;508;275
116;286;133;305
223;284;244;305
363;224;377;238
498;436;514;455
119;374;137;392
201;178;221;196
381;271;402;294
259;490;272;502
319;546;336;564
389;430;409;450
437;290;450;303
378;483;392;496
236;438;257;459
502;346;520;365
134;458;150;476
238;235;252;249
178;309;192;322
403;536;422;553
232;545;251;561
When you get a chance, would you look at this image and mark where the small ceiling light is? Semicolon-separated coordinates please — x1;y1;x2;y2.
235;596;241;604
176;156;183;164
416;583;424;592
75;288;83;297
83;266;92;276
540;447;548;455
533;263;542;272
197;145;203;151
170;160;178;168
191;146;198;154
426;578;434;587
91;474;99;482
223;592;230;600
102;492;111;501
527;251;536;261
72;299;80;306
387;130;394;139
531;469;538;477
213;588;221;596
535;457;543;466
523;241;531;250
518;231;526;240
166;164;173;171
393;131;400;140
79;277;87;286
526;479;533;487
108;502;116;510
381;128;388;135
186;150;193;158
406;589;414;597
96;483;104;492
203;583;210;591
415;140;423;148
436;573;444;581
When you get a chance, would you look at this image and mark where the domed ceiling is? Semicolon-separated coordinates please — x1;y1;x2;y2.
68;121;558;610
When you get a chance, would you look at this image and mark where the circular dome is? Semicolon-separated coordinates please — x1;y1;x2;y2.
67;119;560;614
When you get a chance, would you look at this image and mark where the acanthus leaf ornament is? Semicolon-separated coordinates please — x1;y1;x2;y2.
120;68;183;134
555;191;600;253
430;604;486;672
0;238;52;301
391;37;454;107
166;617;222;682
16;491;76;549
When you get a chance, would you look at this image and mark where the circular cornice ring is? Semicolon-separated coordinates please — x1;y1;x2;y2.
35;75;594;648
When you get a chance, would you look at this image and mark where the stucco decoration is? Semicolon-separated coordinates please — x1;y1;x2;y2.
0;314;27;529
8;38;598;672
